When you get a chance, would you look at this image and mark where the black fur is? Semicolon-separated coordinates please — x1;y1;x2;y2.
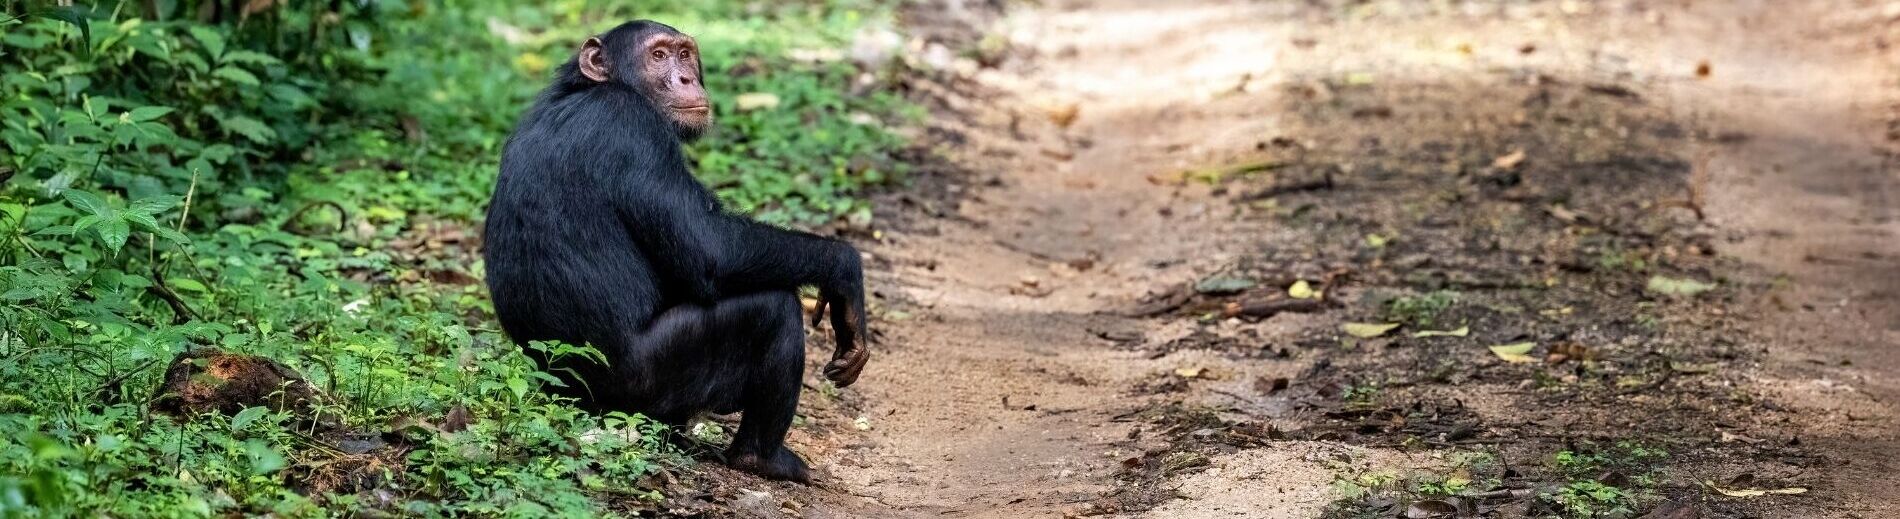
482;20;866;483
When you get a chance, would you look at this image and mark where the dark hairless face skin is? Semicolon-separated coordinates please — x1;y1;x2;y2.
576;31;712;137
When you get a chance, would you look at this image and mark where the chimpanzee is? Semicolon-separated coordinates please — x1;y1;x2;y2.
482;20;870;483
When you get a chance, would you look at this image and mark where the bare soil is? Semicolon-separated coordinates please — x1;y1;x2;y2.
683;1;1900;517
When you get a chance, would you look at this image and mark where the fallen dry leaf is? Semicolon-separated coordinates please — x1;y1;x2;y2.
1647;276;1716;297
1342;322;1401;338
1405;499;1459;518
1493;149;1527;170
1288;280;1319;299
1044;102;1081;128
1705;481;1806;498
1489;342;1538;363
1413;326;1470;338
1253;377;1290;395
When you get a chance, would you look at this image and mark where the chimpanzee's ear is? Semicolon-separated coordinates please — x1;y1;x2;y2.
578;37;610;82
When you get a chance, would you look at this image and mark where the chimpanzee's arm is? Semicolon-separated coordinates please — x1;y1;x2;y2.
712;216;870;387
613;170;722;305
613;172;869;386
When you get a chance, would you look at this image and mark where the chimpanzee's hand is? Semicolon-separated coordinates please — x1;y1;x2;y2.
812;294;869;387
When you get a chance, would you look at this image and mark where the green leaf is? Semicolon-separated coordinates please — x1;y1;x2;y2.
32;6;91;53
0;203;24;237
230;406;268;430
187;26;225;58
169;278;209;293
219;50;281;66
266;85;314;108
506;376;529;399
245;441;286;475
218;115;277;144
211;66;260;86
150;226;190;246
1342;322;1401;338
1488;342;1538;363
123;211;161;233
95;219;130;252
127;106;174;122
71;215;102;236
1646;276;1716;297
62;190;112;217
127;195;183;216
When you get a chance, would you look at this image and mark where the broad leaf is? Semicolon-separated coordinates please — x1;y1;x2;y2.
71;214;103;235
127;106;173;122
0;203;23;237
33;6;92;53
122;211;161;233
149;226;190;246
218;115;277;144
62;190;112;216
187;26;225;58
211;66;260;86
219;50;281;66
230;406;268;430
96;219;131;252
128;195;183;216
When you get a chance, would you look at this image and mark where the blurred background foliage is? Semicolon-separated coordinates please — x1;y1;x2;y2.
0;0;913;515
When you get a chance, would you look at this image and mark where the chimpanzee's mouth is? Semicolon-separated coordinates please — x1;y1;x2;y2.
675;105;710;112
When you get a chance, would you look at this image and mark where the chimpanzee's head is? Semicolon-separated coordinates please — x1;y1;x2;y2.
576;20;711;140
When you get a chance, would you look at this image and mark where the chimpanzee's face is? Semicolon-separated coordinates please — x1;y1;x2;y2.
633;33;710;138
575;29;711;140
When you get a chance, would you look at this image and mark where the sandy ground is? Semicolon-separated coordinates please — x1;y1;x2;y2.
701;1;1900;518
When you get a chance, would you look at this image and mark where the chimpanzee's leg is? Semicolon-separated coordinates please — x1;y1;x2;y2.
599;291;810;482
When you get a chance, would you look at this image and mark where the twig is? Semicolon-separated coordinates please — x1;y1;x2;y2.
1222;297;1329;319
1120;282;1196;317
90;356;164;402
148;265;198;324
1239;170;1335;200
177;169;198;233
283;200;348;235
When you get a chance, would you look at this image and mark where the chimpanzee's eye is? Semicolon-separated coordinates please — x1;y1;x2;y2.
651;49;667;60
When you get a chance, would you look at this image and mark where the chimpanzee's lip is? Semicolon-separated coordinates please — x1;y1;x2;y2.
674;104;710;111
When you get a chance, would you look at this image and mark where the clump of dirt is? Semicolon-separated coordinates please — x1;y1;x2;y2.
148;349;419;501
150;348;338;429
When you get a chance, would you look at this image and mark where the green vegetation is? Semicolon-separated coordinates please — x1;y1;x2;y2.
0;0;913;515
1540;442;1666;518
1325;443;1666;519
1381;289;1458;326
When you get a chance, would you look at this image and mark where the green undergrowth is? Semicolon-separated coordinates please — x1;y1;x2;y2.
0;0;914;516
1325;442;1669;519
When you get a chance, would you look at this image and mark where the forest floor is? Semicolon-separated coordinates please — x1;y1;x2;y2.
687;1;1900;517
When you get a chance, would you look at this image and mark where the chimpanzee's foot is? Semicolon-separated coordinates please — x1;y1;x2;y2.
725;445;811;483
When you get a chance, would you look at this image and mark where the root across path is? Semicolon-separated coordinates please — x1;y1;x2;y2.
753;1;1900;517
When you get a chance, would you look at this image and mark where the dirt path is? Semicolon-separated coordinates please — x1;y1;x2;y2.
807;1;1287;516
770;1;1900;518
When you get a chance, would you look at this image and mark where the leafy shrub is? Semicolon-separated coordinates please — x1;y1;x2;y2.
0;0;913;515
